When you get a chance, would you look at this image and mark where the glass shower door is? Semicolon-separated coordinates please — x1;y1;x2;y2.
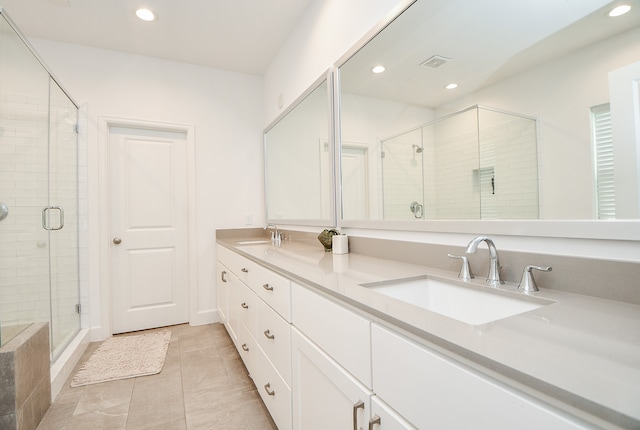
0;12;80;358
0;13;51;346
48;79;80;359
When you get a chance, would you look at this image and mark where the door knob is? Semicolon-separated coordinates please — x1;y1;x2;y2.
113;237;122;245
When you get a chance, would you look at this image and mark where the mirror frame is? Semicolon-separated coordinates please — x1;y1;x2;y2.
333;0;640;241
264;69;336;227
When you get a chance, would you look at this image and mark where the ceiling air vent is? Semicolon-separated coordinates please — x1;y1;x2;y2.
420;55;451;69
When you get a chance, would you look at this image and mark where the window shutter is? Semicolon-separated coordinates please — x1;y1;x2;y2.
592;104;615;219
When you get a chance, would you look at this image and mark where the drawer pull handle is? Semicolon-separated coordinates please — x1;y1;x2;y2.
241;343;249;351
221;271;227;282
264;329;275;340
353;400;364;430
241;267;249;273
263;283;273;291
241;302;249;309
264;383;275;396
369;415;381;430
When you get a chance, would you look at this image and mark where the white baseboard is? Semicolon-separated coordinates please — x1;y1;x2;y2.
190;309;219;326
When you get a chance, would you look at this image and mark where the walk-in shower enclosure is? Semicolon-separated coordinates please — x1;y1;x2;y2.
381;105;539;220
0;8;80;360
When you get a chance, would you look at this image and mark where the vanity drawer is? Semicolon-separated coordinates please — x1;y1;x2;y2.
292;282;372;388
236;318;257;377
234;277;257;333
256;297;292;387
252;345;293;430
217;245;252;284
371;324;585;429
250;263;291;322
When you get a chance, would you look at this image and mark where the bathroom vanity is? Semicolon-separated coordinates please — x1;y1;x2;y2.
216;233;640;430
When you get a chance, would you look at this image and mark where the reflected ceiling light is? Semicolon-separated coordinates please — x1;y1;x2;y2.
444;83;458;90
371;65;386;74
608;4;631;17
135;8;157;21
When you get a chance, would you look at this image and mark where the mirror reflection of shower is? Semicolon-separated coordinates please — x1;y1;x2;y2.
379;105;538;220
380;130;425;220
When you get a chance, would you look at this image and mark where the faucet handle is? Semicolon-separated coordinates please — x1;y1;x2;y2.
518;265;552;293
447;254;474;280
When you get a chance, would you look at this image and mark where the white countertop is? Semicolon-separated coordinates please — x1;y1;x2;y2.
217;237;640;428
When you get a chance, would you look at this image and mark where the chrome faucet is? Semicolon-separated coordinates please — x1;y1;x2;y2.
465;236;504;287
264;223;281;244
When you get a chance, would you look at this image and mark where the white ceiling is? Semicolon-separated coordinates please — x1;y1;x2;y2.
340;0;640;108
0;0;314;75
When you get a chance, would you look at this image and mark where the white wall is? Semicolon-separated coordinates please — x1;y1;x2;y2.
30;39;265;339
263;0;406;125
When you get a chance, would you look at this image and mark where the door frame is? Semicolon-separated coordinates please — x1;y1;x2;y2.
98;116;197;337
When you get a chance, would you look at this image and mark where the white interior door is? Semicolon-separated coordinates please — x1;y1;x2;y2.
341;145;369;219
109;126;189;334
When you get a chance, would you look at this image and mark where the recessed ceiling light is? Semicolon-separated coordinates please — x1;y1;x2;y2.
444;83;458;90
608;4;631;17
136;8;157;22
371;65;386;74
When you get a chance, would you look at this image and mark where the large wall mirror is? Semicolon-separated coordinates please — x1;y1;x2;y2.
336;0;640;237
265;70;335;226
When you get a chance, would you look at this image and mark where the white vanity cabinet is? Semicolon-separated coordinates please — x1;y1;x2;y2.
216;245;292;430
217;243;597;430
292;328;372;430
371;323;588;430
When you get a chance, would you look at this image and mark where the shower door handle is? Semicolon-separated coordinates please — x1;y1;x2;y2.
42;206;64;230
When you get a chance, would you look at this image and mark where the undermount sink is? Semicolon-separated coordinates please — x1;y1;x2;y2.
361;275;553;325
237;240;270;245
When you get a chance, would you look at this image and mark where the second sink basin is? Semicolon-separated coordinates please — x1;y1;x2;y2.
361;275;553;325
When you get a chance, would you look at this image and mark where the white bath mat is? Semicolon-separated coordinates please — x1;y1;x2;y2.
70;330;171;387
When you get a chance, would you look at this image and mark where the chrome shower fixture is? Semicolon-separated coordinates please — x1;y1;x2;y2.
412;144;423;153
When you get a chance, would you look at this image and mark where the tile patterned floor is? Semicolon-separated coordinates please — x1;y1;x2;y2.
37;323;278;430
